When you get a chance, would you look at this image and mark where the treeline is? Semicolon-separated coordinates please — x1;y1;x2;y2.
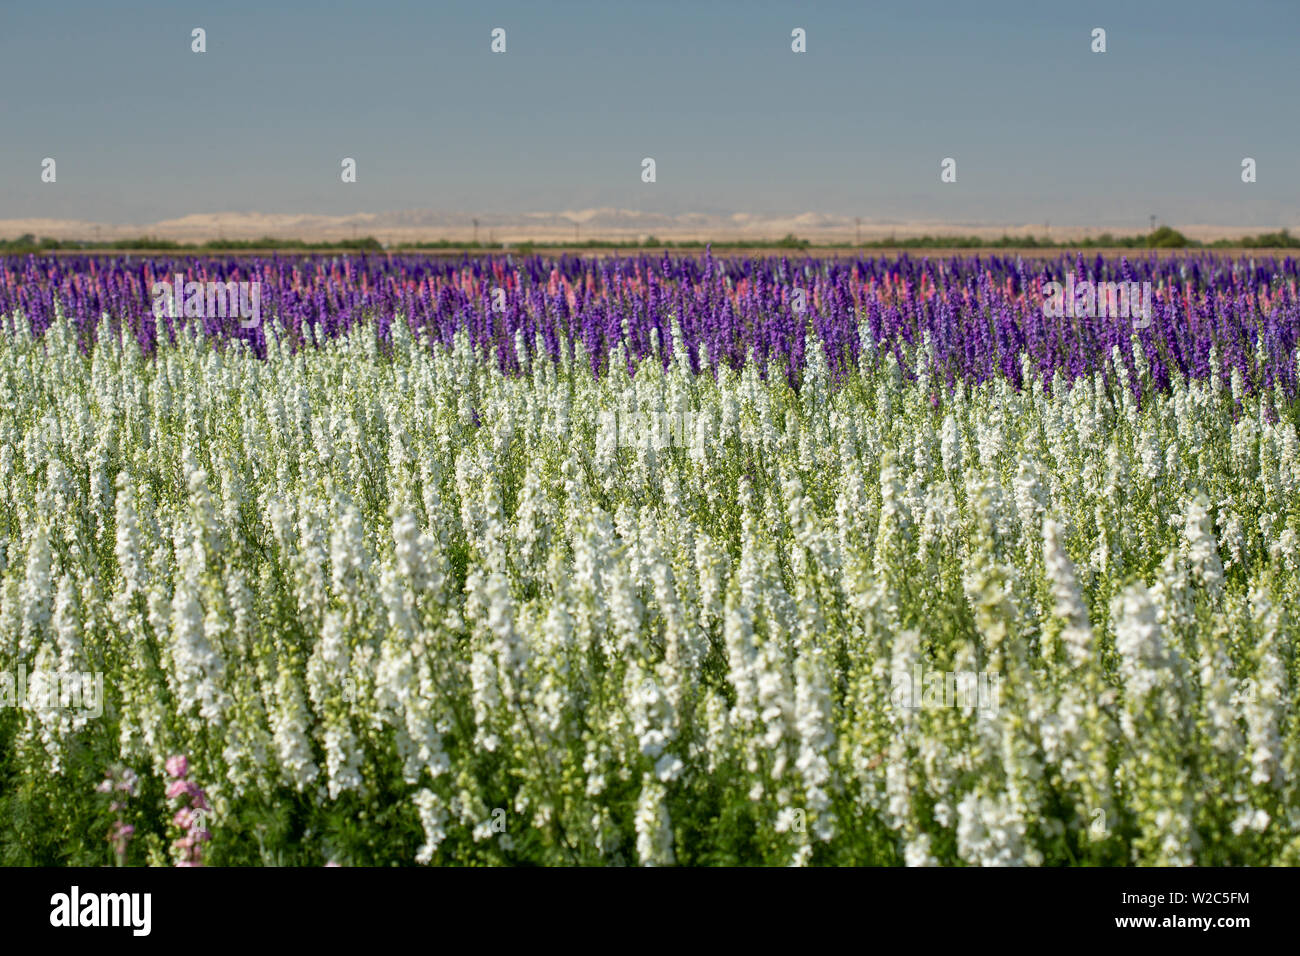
2;227;1299;254
843;227;1300;250
0;234;385;253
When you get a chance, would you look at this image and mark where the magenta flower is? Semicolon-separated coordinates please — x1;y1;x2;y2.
99;764;139;866
163;754;210;867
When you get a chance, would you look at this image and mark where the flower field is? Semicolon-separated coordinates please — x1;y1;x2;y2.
1;251;1299;866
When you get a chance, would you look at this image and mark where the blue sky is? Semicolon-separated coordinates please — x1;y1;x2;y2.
1;0;1296;228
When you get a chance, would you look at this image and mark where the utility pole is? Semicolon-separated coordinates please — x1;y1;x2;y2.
473;218;479;245
1149;214;1156;234
855;217;861;245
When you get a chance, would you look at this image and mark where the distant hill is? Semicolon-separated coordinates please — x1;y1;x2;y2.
2;210;1294;247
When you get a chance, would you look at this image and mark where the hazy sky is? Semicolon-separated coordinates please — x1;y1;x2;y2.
2;0;1296;229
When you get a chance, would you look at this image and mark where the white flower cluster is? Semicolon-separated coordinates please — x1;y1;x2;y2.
1;314;1297;866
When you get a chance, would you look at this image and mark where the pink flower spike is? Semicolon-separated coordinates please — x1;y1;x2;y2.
164;755;188;779
95;779;113;793
173;809;193;828
165;780;189;799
